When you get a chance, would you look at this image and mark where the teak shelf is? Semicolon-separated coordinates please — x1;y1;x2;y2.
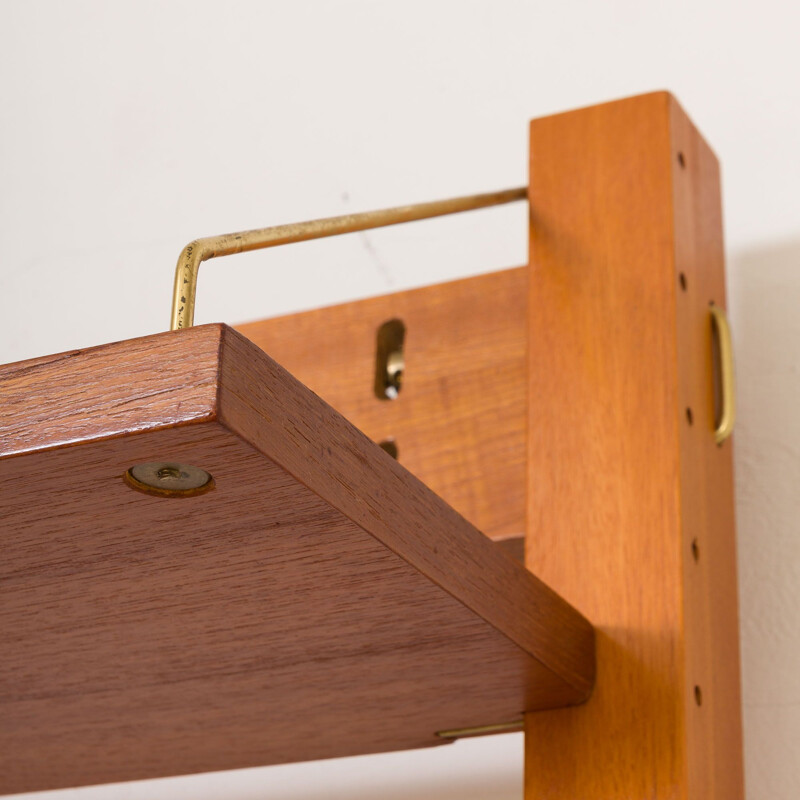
0;324;593;794
0;91;743;799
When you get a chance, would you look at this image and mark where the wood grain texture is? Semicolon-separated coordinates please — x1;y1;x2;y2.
235;267;527;542
523;92;743;799
0;324;593;794
671;100;745;800
0;325;222;457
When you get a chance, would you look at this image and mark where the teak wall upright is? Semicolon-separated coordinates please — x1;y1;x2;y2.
524;93;743;798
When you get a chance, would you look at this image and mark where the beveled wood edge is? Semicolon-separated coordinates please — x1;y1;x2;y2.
216;325;596;700
0;326;224;460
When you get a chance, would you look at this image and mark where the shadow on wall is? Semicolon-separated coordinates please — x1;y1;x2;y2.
728;239;800;800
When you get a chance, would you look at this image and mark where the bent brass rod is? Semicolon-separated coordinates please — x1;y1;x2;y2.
170;186;528;330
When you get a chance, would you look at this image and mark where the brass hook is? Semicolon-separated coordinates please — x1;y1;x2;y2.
710;304;736;445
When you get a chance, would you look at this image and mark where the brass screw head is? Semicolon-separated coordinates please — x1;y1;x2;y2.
124;461;215;498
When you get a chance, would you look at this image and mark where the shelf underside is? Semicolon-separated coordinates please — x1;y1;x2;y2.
0;324;594;794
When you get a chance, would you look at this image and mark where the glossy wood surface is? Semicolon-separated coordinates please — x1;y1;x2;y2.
236;267;527;544
0;324;593;794
523;92;743;798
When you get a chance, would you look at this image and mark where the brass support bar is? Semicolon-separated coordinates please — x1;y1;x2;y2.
435;720;524;740
170;187;528;330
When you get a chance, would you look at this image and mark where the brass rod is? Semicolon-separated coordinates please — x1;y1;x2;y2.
435;720;524;739
170;186;528;330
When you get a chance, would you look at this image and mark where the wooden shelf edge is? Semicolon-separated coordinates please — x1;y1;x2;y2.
216;324;596;700
0;325;224;460
0;324;595;700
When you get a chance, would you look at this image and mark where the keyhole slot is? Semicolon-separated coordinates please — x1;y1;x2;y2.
375;319;406;400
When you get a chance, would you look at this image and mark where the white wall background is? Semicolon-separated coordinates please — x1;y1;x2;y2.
1;1;798;798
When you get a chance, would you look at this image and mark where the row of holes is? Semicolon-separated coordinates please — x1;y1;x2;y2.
677;198;705;708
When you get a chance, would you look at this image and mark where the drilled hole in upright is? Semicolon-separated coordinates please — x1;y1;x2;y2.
378;439;399;459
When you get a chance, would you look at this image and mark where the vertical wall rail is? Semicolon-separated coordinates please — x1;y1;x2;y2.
524;92;743;798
